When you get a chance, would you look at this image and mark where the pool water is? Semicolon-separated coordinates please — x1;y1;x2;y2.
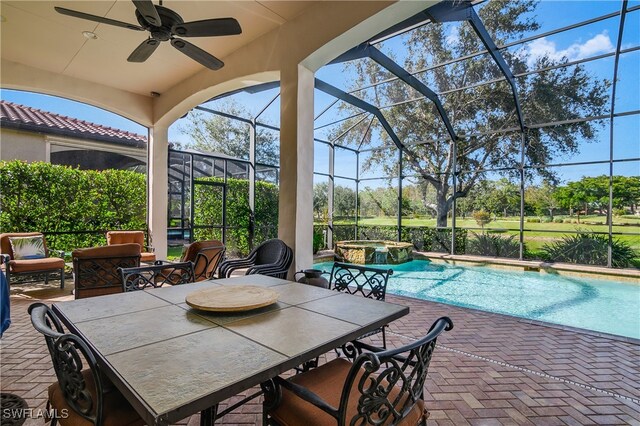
316;260;640;339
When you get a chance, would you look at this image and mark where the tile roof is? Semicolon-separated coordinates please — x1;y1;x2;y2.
0;100;147;147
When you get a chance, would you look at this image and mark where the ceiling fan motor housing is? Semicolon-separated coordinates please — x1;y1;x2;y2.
135;5;182;41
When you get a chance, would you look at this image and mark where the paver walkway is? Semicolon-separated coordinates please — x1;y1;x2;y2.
2;284;639;425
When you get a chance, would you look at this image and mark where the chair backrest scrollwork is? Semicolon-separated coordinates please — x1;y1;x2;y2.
329;262;393;301
339;317;453;425
28;303;104;426
120;261;195;291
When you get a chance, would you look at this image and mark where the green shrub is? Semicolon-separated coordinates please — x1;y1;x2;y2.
313;230;324;254
467;232;520;258
613;208;626;217
554;218;564;223
541;217;552;223
472;210;492;230
527;217;541;223
542;232;636;268
402;227;467;253
0;161;146;252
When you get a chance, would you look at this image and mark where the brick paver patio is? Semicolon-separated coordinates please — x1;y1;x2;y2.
2;284;639;425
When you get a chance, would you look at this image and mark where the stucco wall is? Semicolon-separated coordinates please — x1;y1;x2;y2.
0;128;46;162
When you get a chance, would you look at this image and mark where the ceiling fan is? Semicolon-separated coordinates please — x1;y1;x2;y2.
54;0;241;70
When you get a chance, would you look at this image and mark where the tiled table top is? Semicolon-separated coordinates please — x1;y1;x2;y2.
52;275;409;425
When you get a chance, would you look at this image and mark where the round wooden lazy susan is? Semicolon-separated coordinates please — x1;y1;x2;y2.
185;285;279;312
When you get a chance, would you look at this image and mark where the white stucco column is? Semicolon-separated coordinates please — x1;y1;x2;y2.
148;125;168;260
279;64;315;275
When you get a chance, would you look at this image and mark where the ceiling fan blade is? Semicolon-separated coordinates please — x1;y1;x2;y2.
170;38;224;70
127;38;160;62
132;0;162;26
54;7;144;31
172;18;242;38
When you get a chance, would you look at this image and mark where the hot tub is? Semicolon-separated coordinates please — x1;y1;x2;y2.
335;240;413;265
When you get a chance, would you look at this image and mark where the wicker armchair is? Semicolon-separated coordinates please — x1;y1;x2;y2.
219;239;292;279
72;244;140;299
0;232;65;288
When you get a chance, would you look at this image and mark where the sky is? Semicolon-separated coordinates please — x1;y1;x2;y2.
2;0;638;187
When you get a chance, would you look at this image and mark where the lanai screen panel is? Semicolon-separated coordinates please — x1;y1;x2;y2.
313;0;639;268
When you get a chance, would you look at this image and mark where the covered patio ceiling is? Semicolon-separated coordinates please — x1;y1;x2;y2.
1;0;438;268
0;1;433;126
1;1;319;97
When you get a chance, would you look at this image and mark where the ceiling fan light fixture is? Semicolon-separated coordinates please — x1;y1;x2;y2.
82;31;98;40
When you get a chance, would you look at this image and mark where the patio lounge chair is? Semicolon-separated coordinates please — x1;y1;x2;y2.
261;316;453;426
218;239;292;279
180;240;226;281
120;261;195;291
0;232;65;289
28;302;144;426
73;243;140;299
106;230;156;263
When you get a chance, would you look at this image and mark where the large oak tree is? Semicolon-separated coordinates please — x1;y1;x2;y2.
332;0;609;226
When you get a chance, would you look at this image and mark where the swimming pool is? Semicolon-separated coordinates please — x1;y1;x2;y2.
315;260;640;339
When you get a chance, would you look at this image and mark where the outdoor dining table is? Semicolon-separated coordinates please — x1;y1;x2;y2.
52;274;409;426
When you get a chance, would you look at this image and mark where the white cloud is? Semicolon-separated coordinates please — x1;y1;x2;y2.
523;31;614;67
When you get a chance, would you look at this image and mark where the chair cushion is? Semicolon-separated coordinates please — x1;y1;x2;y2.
271;358;426;426
106;231;145;247
48;370;144;426
9;257;65;273
180;240;223;263
141;252;156;263
72;244;141;259
9;236;46;260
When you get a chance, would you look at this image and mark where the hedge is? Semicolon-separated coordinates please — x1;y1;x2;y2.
0;162;280;257
192;177;279;256
0;160;147;252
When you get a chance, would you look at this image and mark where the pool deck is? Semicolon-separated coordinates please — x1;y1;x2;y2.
2;283;639;425
415;252;640;282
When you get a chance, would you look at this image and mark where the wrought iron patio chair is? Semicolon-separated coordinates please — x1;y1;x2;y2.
261;316;453;426
0;232;65;289
72;243;140;299
180;240;226;281
330;262;393;348
219;239;292;279
120;261;195;292
28;302;144;426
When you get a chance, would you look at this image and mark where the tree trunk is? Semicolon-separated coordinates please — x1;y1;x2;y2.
436;191;449;228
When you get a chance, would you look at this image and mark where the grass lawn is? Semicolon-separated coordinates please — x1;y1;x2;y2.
167;246;183;260
328;215;640;251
